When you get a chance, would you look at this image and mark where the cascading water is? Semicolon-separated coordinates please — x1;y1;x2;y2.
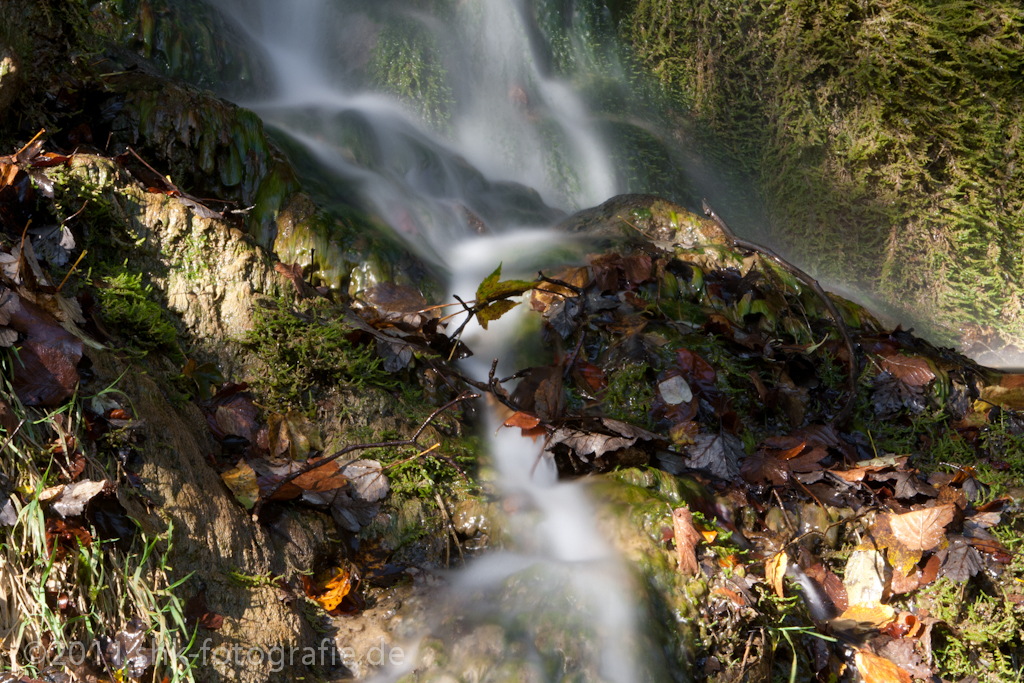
200;0;677;679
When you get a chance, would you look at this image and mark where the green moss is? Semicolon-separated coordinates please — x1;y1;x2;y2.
625;0;1024;345
603;361;655;428
367;19;454;131
96;267;180;357
243;298;398;410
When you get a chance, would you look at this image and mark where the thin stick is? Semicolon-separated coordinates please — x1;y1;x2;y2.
127;147;177;191
253;391;478;517
434;492;466;567
56;249;88;293
702;200;859;427
14;129;45;158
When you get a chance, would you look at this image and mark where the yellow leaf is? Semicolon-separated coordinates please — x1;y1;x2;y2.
220;461;259;510
839;603;896;628
766;551;788;598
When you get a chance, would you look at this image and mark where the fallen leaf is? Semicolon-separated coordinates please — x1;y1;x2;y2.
50;479;106;518
879;355;935;387
839;603;896;628
938;538;983;582
658;375;693;405
672;507;703;576
888;504;954;551
547;428;637;462
683;433;743;480
221;461;259;510
302;566;353;612
185;590;224;630
766;550;788;598
854;649;912;683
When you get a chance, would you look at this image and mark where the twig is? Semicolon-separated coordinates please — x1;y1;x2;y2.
56;249;88;293
14;129;45;158
253;391;478;517
702;200;859;427
434;492;466;568
537;272;583;295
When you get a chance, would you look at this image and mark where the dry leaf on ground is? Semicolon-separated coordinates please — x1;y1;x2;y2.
672;507;703;576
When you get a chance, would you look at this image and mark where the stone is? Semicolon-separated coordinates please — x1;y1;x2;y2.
0;45;21;116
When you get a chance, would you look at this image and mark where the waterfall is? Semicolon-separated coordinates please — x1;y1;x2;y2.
202;0;663;679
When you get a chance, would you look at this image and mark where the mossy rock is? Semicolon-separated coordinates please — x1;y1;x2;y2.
556;193;725;247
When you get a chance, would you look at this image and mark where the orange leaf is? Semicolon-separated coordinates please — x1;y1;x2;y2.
309;567;352;612
888;504;954;551
854;649;912;683
504;411;541;430
765;551;788;598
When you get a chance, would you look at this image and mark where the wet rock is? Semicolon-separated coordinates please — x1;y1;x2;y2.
556;194;725;247
0;45;20;117
452;499;491;537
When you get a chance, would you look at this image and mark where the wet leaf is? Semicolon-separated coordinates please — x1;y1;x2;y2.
839;603;896;628
683;433;743;480
547;429;637;462
183;358;224;400
672;507;702;576
29;224;75;268
877;638;932;680
658;375;692;405
476;263;534;303
306;566;352;612
854;649;912;683
477;299;518;330
99;616;152;679
221;461;259;510
503;411;546;440
215;396;259;444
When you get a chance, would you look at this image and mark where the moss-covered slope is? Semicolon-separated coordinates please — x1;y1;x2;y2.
623;0;1024;350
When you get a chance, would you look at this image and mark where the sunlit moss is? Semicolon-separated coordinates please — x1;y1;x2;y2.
624;0;1024;346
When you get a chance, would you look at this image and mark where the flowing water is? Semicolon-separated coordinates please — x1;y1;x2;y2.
202;0;722;679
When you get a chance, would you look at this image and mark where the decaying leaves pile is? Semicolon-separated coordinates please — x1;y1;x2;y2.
328;210;1024;681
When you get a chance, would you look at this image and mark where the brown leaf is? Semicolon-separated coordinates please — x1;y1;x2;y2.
684;433;743;480
879;355;935;387
547;428;636;462
12;341;80;406
854;649;912;683
939;538;982;582
672;507;703;576
888;504;955;551
185;590;223;630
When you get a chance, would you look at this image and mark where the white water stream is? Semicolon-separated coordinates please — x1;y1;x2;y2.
204;0;652;679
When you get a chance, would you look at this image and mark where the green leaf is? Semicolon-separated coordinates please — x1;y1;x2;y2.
477;300;519;329
476;263;535;303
